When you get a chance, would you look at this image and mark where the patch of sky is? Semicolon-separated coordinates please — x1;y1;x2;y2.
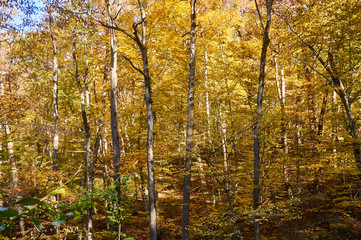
3;0;45;31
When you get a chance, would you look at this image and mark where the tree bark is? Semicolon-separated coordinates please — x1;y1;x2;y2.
133;1;157;238
4;123;17;193
182;1;197;239
48;6;59;171
104;1;123;235
253;1;273;240
109;27;121;192
317;87;328;136
3;122;25;237
274;53;292;199
72;29;93;240
203;48;217;206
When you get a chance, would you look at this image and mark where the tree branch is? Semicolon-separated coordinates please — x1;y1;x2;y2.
121;54;145;76
254;0;264;31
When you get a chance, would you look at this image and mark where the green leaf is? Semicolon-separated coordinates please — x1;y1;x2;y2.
65;212;74;216
85;201;97;208
16;198;46;206
29;217;41;225
73;210;81;216
49;188;66;195
71;201;87;211
0;208;19;218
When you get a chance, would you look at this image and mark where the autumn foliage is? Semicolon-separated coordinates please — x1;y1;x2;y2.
1;0;361;239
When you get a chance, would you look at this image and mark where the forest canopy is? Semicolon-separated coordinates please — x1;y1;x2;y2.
1;0;361;239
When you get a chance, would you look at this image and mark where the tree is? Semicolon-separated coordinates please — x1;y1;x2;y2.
278;0;361;178
253;1;273;239
46;1;60;172
135;1;157;238
182;0;197;239
2;0;361;239
71;23;93;239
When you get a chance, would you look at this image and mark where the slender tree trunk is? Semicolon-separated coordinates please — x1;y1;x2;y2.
109;27;121;192
4;122;25;237
105;1;123;233
253;1;273;240
134;1;157;238
317;87;328;136
332;91;337;154
274;54;292;199
182;1;197;239
72;29;93;240
219;113;230;189
49;7;59;171
203;48;217;206
203;155;242;239
4;123;17;192
139;167;149;213
46;6;60;236
102;0;123;203
197;170;215;240
305;67;317;138
110;27;123;239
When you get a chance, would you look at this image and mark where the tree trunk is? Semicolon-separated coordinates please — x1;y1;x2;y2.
48;6;59;171
134;1;157;238
4;123;17;193
109;26;121;192
317;87;328;136
197;170;215;240
253;1;273;240
305;67;317;136
219;112;230;189
4;122;25;237
203;154;242;239
72;29;93;240
182;1;197;239
203;48;217;206
139;167;149;213
274;53;292;199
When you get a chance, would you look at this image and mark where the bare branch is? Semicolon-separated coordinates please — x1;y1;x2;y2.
121;54;145;76
85;12;135;40
254;0;264;30
275;12;335;80
133;17;145;31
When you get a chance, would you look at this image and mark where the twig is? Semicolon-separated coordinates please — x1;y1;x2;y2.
121;54;145;76
41;164;83;201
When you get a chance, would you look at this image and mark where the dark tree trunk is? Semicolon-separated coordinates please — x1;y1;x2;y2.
317;88;328;136
253;1;274;240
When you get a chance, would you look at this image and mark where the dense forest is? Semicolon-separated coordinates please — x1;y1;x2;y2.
1;0;361;239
